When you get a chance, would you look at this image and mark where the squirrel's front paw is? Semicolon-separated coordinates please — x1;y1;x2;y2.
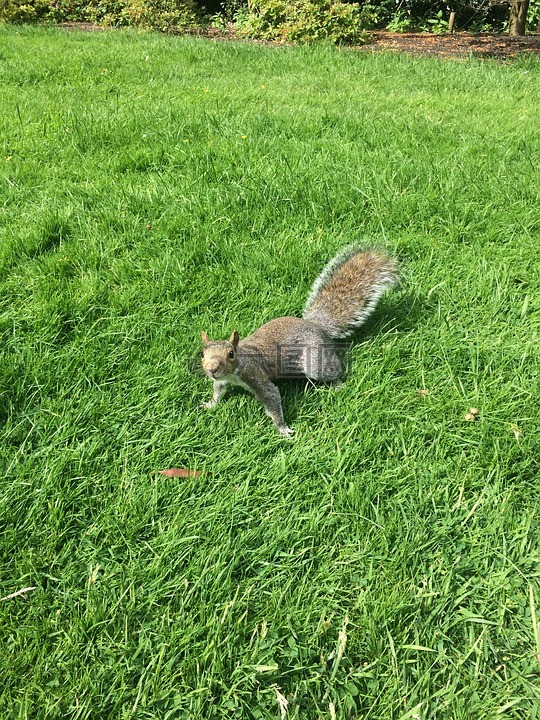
201;400;217;410
279;426;294;439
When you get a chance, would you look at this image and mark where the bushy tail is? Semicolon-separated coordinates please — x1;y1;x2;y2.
303;245;399;339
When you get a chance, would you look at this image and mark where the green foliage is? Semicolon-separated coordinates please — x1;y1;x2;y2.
0;0;50;23
0;0;202;28
1;0;539;36
47;0;95;23
238;0;367;44
424;8;449;33
528;0;540;30
355;0;539;33
96;0;201;29
384;10;416;32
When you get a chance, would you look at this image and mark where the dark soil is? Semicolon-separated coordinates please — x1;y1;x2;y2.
364;30;540;59
59;22;540;60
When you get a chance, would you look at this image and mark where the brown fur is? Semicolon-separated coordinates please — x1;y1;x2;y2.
201;246;399;436
303;249;398;338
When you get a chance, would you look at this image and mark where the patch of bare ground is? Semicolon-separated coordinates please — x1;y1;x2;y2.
364;30;540;59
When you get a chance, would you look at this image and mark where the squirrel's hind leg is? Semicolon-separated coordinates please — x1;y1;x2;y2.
252;380;293;438
302;345;343;382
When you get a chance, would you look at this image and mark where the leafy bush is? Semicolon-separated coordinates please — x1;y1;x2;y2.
47;0;95;23
384;10;416;31
93;0;201;29
1;0;538;37
528;0;540;31
0;0;202;28
0;0;51;22
238;0;367;44
354;0;539;33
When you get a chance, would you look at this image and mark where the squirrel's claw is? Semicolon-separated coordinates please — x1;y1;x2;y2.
279;426;294;439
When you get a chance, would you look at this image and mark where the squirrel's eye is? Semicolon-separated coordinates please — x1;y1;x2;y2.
201;351;205;358
228;350;235;359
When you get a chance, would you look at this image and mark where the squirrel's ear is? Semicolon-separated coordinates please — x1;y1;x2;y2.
230;330;240;349
201;331;210;346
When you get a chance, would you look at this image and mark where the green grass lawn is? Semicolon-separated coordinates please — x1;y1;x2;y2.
1;24;540;719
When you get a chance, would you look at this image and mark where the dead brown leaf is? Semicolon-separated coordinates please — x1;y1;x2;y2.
157;468;201;478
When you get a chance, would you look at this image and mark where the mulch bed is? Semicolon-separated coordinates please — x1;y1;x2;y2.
364;30;540;59
59;22;540;60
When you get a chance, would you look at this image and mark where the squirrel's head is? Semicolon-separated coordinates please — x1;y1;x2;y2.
201;330;239;379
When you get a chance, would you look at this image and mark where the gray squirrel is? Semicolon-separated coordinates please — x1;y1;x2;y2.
201;245;399;437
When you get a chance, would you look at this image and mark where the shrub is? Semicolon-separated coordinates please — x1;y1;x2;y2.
0;0;202;28
0;0;51;22
238;0;367;44
47;0;94;23
91;0;201;29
